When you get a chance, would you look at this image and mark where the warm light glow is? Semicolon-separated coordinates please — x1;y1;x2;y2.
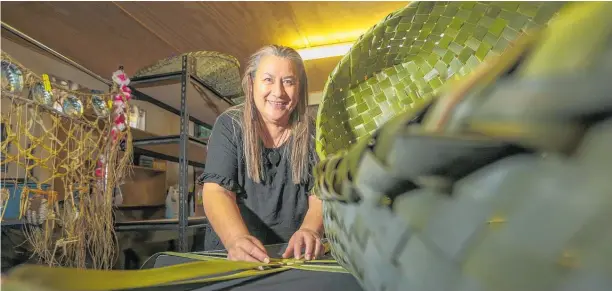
289;30;368;48
297;42;354;61
308;91;323;105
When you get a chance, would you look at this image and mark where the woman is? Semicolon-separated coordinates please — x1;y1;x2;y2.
198;45;323;263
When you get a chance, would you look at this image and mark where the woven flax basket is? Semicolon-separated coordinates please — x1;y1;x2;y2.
133;51;243;99
314;1;569;290
315;1;564;159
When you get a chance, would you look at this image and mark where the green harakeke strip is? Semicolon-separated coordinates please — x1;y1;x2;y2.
6;259;268;291
4;251;349;291
159;267;292;288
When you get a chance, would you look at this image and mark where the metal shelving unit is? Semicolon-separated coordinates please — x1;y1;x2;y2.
127;55;234;252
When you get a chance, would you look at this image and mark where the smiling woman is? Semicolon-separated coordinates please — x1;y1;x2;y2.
198;45;323;264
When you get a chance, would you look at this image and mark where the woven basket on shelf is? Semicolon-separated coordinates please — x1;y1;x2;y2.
133;51;243;99
315;1;564;159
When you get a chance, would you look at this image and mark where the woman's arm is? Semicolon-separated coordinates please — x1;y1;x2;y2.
202;183;269;263
299;194;324;234
282;128;325;260
202;183;249;246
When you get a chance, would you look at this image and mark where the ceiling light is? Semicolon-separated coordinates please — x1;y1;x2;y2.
297;42;354;61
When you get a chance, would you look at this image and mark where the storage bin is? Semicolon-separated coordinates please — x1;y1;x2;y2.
1;182;51;222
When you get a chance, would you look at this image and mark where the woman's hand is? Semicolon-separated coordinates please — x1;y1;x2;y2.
226;235;270;263
282;228;323;260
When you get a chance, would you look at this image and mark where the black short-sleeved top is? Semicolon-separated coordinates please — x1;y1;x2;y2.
197;108;318;251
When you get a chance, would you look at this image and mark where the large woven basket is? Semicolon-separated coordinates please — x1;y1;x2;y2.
314;1;580;291
133;51;243;99
315;1;564;159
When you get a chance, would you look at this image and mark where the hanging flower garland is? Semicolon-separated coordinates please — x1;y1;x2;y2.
110;68;132;142
94;68;132;179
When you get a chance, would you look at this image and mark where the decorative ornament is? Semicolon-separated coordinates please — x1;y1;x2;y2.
94;155;106;179
112;69;130;87
30;82;54;107
110;67;132;143
92;94;109;117
62;95;84;117
1;60;24;93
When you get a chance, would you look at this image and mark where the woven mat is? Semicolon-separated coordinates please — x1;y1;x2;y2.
315;1;565;159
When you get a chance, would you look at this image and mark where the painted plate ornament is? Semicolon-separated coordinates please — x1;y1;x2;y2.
30;82;54;107
62;95;83;117
1;60;24;93
91;95;109;117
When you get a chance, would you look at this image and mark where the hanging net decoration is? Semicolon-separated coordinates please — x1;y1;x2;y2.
0;51;132;269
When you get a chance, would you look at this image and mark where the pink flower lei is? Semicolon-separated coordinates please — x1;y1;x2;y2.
94;68;132;179
110;68;132;142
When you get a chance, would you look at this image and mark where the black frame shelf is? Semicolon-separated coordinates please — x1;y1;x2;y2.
126;55;235;252
125;128;208;168
130;71;236;105
114;216;208;232
132;135;207;169
129;69;235;131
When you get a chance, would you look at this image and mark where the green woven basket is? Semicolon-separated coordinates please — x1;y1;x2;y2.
315;1;564;159
133;51;243;99
314;2;576;291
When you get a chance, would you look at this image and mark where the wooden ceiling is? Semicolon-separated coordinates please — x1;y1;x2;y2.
1;1;408;93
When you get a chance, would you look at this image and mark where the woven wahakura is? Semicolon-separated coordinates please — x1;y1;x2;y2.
133;51;243;99
315;1;612;291
315;1;564;159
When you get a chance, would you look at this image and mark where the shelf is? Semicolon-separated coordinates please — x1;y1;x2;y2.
131;165;166;173
130;72;235;127
115;204;165;210
130;127;158;139
114;216;208;232
1;219;24;226
130;128;208;168
131;72;240;101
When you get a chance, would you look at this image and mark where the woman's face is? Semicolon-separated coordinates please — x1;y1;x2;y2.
253;55;300;126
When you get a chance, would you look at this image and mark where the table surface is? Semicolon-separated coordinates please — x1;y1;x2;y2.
150;243;365;291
